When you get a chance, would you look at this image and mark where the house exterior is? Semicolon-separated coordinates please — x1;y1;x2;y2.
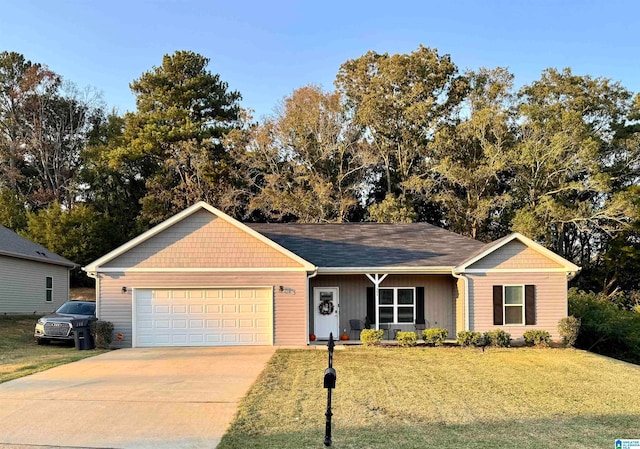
83;202;579;348
0;226;76;314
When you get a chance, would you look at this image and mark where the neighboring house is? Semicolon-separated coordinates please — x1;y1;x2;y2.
83;202;579;348
0;225;76;314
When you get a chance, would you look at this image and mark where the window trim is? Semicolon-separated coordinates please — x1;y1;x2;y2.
378;287;416;324
45;276;53;302
503;284;525;326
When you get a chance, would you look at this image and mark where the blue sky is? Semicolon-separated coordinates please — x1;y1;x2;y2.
1;0;638;119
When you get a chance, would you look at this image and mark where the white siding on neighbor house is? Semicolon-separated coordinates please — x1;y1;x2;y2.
0;256;69;314
98;271;307;348
467;272;568;340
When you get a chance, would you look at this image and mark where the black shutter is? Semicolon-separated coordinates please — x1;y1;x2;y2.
493;285;503;325
416;287;425;324
525;285;536;325
366;287;375;324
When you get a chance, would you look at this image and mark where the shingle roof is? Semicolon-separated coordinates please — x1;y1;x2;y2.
247;222;486;268
0;225;76;267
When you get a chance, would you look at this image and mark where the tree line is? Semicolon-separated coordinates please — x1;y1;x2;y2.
1;47;639;297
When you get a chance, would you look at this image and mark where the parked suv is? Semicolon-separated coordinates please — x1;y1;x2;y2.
34;301;96;345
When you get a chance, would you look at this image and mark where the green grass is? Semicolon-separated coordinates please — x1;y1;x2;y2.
0;315;106;383
219;346;640;449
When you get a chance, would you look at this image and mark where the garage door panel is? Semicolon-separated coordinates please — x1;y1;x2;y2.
135;288;273;347
172;334;187;344
223;319;237;328
172;319;187;328
222;304;236;313
239;304;253;313
205;304;220;313
189;334;204;344
206;319;220;328
256;319;269;328
222;334;237;343
155;305;170;314
189;319;204;328
189;304;203;313
239;319;253;328
172;305;187;314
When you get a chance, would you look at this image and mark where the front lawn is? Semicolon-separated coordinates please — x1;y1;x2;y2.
0;316;106;383
219;347;640;449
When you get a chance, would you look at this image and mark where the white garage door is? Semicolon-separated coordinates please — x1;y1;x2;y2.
134;288;273;347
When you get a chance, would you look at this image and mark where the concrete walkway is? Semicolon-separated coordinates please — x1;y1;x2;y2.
0;347;276;449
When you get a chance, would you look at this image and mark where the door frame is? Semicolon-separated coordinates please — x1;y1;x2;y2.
313;286;340;339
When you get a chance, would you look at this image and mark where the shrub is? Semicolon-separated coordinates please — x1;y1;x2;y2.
569;288;640;364
522;330;551;347
396;331;417;347
457;330;484;347
558;316;581;347
90;320;114;349
423;328;448;346
360;329;384;346
483;329;511;347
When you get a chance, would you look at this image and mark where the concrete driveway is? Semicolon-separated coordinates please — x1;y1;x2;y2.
0;347;276;449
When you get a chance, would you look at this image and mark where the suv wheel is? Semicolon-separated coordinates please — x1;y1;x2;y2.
36;338;50;345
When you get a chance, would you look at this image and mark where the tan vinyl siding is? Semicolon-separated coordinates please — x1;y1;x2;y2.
310;274;457;336
98;271;307;347
103;209;302;269
468;241;563;270
468;272;568;339
0;256;69;314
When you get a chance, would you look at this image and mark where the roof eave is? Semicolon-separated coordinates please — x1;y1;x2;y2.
316;266;455;275
0;250;76;268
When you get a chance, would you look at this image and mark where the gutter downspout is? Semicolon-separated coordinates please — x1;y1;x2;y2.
307;269;318;345
451;271;470;331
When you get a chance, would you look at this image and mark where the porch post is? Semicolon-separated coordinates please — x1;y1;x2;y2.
365;273;388;332
374;275;379;331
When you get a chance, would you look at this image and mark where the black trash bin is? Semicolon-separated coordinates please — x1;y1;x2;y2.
71;319;95;350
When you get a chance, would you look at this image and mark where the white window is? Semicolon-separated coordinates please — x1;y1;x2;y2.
45;276;53;302
504;285;524;325
378;288;415;324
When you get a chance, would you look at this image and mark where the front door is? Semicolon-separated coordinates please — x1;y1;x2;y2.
314;287;339;339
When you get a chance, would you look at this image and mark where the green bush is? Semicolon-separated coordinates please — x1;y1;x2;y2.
457;330;484;347
558;316;581;347
90;320;114;349
422;328;448;346
396;331;417;347
483;329;511;347
360;329;384;346
522;330;551;347
569;288;640;364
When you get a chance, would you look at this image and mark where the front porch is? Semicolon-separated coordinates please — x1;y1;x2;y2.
308;273;463;342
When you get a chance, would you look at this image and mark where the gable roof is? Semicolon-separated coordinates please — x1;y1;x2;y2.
454;232;580;273
83;202;315;272
0;225;76;267
247;222;485;271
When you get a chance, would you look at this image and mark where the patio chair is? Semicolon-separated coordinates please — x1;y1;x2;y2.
349;319;365;339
